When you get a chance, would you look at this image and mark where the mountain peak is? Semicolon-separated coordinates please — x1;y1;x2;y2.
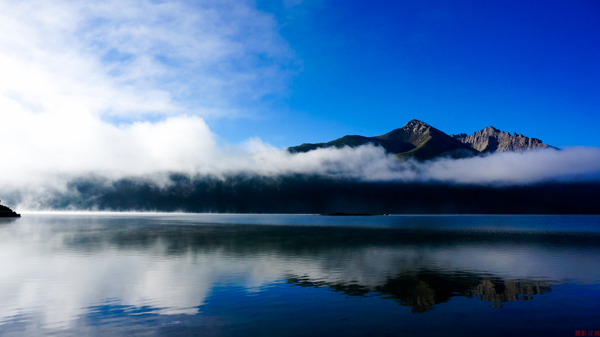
403;119;430;129
398;119;434;138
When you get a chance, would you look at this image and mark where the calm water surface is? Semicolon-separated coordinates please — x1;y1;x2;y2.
0;213;599;336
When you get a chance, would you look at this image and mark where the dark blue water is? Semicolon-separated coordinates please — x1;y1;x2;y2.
0;213;599;336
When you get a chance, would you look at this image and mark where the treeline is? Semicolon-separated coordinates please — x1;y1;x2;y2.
39;174;600;214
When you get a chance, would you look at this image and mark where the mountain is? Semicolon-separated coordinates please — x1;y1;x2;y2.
288;120;558;160
288;120;479;160
451;126;557;153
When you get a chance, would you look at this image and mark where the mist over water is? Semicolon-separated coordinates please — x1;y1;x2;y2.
3;146;600;212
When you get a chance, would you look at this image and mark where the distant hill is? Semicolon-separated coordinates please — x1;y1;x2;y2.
451;126;557;153
288;120;557;160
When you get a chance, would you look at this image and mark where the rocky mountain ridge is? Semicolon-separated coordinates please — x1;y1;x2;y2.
451;126;557;153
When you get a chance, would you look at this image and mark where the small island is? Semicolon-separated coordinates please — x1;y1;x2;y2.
0;201;20;217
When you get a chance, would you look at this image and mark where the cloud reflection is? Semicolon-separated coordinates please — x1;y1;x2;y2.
0;214;599;329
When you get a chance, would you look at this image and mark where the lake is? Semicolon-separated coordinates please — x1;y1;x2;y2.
0;213;599;336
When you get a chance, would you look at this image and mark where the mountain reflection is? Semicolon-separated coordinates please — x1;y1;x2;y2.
1;214;599;330
287;271;552;313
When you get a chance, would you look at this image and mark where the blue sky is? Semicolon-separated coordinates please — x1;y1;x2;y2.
213;0;600;148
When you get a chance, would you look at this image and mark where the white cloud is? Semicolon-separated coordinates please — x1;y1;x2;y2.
0;0;293;119
0;0;295;196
